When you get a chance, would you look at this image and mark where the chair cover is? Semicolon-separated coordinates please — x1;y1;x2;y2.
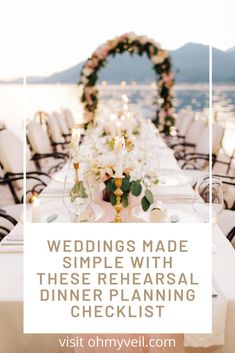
27;121;52;154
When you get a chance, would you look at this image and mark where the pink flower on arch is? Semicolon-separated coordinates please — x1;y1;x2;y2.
159;109;166;122
162;72;174;87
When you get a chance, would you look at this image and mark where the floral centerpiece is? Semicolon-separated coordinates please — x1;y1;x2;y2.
77;116;159;212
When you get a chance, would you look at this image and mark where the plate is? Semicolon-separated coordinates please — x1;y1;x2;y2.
52;170;66;183
157;170;189;187
131;204;201;223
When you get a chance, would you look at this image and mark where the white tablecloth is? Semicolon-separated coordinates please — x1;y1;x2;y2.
1;225;235;353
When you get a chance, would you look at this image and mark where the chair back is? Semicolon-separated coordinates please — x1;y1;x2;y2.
0;130;24;174
62;108;75;129
195;123;224;156
27;121;52;154
212;123;224;155
52;111;70;135
195;125;209;154
175;109;186;130
178;112;194;136
47;114;65;144
185;119;206;144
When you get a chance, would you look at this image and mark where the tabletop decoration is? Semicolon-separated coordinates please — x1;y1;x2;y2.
69;162;88;202
67;110;159;215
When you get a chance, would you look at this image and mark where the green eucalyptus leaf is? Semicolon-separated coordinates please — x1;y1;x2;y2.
153;178;159;185
145;189;154;204
141;196;151;212
122;177;131;192
131;181;142;196
110;193;116;206
106;179;116;192
122;194;129;208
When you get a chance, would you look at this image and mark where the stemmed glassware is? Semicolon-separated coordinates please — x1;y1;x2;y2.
63;162;95;222
193;174;224;223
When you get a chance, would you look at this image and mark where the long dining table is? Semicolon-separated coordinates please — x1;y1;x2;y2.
1;128;235;352
0;224;235;353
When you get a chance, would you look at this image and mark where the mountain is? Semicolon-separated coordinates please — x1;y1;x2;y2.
213;47;235;82
170;43;209;82
4;42;235;84
227;46;235;53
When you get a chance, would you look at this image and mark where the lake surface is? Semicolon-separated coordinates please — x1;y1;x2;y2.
0;83;234;154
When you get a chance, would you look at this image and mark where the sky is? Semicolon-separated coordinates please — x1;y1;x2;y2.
0;0;235;80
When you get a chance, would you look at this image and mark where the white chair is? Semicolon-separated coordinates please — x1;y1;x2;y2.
47;114;69;150
0;129;50;204
28;121;52;154
175;109;187;131
180;123;224;170
27;121;68;174
185;119;207;144
177;111;194;138
61;108;75;130
52;111;71;140
167;111;194;147
172;119;206;155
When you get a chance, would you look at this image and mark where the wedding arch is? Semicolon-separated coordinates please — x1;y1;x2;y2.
79;32;175;134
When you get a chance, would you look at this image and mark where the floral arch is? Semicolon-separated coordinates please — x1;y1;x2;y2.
79;32;175;134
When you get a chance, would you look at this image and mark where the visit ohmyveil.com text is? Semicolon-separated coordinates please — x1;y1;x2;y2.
59;335;176;350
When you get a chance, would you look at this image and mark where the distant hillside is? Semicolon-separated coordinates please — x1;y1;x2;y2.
4;42;235;84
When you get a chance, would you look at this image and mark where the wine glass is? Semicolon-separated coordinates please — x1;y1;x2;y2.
211;176;224;223
193;174;224;223
63;167;94;222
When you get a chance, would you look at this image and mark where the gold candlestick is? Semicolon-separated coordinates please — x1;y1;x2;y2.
73;162;79;180
114;177;123;223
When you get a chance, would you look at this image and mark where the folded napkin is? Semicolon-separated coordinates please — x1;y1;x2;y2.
40;188;64;197
184;281;227;348
0;244;23;253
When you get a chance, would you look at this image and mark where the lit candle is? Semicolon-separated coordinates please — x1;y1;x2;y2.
114;137;125;178
116;121;122;136
32;198;41;223
109;113;117;122
122;94;129;103
123;104;128;112
71;128;81;147
126;113;133;139
109;114;117;137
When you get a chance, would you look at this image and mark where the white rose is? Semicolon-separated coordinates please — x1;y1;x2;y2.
151;55;165;65
81;76;89;85
83;67;93;77
127;32;136;41
139;35;148;45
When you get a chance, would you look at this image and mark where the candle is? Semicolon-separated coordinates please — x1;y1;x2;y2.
109;114;117;137
116;121;122;136
126;113;133;139
109;113;117;122
32;198;41;223
71;128;81;147
123;104;128;113
122;94;129;103
114;137;125;178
